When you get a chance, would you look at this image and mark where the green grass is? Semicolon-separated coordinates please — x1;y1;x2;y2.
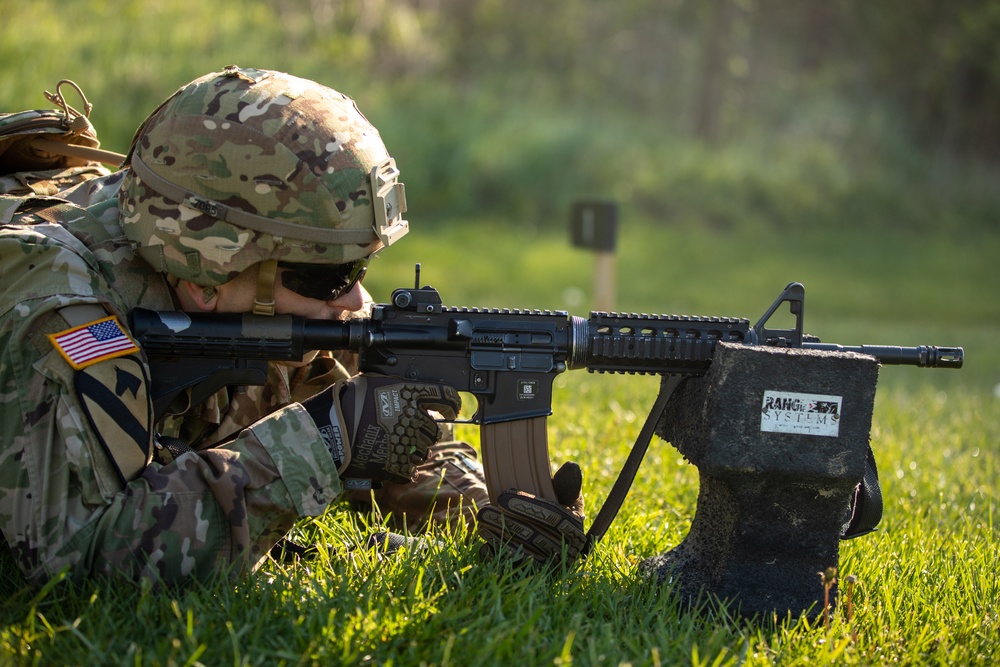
1;381;996;666
2;220;997;666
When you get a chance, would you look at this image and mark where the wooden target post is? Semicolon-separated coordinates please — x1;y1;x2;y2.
569;200;618;312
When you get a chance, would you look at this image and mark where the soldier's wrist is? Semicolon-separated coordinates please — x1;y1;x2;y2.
301;383;352;472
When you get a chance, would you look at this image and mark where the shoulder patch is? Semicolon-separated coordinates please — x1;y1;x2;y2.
47;315;140;370
75;355;153;483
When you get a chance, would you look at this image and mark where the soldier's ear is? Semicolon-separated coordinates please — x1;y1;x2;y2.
177;279;219;312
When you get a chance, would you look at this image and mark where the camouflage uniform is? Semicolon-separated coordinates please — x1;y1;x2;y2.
0;68;487;585
0;172;338;583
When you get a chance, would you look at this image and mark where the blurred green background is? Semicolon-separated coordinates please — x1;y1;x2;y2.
3;0;998;394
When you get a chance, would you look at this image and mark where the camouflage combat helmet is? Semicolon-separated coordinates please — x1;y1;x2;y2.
119;65;408;294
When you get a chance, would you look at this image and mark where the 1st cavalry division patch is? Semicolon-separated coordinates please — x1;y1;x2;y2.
48;316;140;370
47;314;151;481
74;354;153;483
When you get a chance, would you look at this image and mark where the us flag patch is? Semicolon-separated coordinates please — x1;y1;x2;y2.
48;316;140;370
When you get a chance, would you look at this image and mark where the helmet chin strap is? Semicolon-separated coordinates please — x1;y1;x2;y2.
253;259;278;316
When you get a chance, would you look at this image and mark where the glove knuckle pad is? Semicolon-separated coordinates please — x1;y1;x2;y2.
505;496;561;528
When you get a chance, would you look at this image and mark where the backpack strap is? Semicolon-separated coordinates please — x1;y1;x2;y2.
0;79;125;176
27;137;124;168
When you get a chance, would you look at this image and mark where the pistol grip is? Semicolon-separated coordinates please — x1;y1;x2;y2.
480;416;558;505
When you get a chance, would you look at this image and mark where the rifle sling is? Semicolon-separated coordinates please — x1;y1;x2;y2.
584;374;681;551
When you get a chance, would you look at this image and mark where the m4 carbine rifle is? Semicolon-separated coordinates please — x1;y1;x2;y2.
130;275;963;540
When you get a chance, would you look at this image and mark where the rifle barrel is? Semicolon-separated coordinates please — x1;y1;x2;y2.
802;343;964;368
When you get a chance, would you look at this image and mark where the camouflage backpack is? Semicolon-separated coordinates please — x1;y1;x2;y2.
0;79;125;222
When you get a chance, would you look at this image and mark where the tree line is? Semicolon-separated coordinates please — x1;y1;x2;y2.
266;0;1000;161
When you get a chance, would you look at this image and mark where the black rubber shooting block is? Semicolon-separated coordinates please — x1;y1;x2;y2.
639;342;879;618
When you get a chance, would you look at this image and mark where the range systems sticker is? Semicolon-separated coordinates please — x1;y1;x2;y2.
760;390;842;437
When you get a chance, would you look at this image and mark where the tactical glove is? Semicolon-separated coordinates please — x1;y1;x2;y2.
345;441;490;534
477;461;587;567
302;374;461;487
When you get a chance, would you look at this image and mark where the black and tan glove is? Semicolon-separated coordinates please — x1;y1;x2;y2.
302;374;461;488
477;462;587;567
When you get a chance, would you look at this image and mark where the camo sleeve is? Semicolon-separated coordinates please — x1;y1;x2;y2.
79;403;341;583
0;232;341;584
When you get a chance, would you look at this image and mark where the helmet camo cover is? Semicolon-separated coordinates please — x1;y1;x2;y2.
120;66;408;287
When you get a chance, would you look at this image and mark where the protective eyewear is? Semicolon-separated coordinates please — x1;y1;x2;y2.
278;257;369;301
